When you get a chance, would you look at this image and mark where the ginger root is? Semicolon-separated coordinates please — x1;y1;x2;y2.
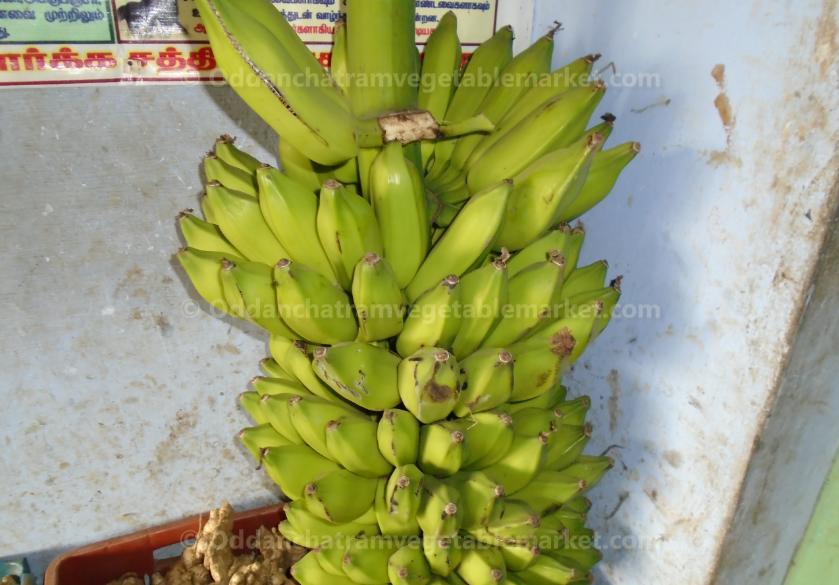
108;504;301;585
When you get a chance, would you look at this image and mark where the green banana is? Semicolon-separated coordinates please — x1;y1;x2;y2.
545;425;591;471
222;258;297;336
406;181;512;302
313;544;349;577
424;535;462;578
176;247;229;313
261;442;341;500
379;465;425;536
558;141;640;222
330;18;349;93
511;407;561;437
540;507;587;534
427;26;514;182
259;357;293;380
495;54;599;130
259;393;305;443
177;211;243;257
257;166;336;281
274;259;357;344
448;471;505;529
277;138;324;192
514;555;579;585
396;276;462;357
317;180;384;289
353;253;406;341
397;348;461;424
312;341;402;410
269;336;341;401
369;142;430;287
419;11;461;168
506;226;585;277
204;181;287;265
459;411;516;470
482;249;567;348
451;253;510;357
466;83;606;192
303;468;379;524
444;27;558;179
454;348;514;416
418;422;465;477
509;337;571;402
388;544;433;585
511;471;588;515
471;499;540;546
483;433;548;494
203;154;257;197
239;390;269;425
560;260;609;299
325;414;394;478
456;546;506;585
562;496;592;515
195;0;357;165
281;501;378;549
500;544;540;572
494;133;603;251
342;536;402;584
346;0;417;117
292;551;357;585
250;375;308;397
238;423;291;460
418;476;463;537
214;134;264;173
505;384;567;411
377;409;421;467
286;393;366;459
553;396;591;426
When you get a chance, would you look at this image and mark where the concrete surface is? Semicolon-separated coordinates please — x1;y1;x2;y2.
531;1;839;584
0;3;536;577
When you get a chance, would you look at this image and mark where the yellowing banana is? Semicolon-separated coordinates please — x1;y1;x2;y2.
352;254;406;342
397;348;461;424
494;133;603;251
466;84;606;192
455;348;514;416
369;142;430;288
557;141;640;222
257;166;337;281
317;180;384;289
177;211;242;258
406;181;511;302
203;181;287;265
195;0;357;165
274;259;357;344
396;276;462;357
312;341;402;410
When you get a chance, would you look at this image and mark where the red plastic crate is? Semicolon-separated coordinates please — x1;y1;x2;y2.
44;504;284;585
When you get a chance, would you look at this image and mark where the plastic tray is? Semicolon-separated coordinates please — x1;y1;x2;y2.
44;504;284;585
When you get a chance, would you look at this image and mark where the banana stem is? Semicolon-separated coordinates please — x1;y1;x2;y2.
356;111;496;148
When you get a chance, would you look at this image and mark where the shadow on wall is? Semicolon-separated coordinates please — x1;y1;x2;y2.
531;2;714;581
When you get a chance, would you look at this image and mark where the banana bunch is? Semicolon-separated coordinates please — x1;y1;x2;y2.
177;1;641;583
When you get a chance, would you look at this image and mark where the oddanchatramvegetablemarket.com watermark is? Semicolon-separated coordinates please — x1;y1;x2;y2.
180;298;662;322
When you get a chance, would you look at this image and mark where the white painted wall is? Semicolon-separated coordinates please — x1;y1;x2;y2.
0;2;836;584
529;1;838;584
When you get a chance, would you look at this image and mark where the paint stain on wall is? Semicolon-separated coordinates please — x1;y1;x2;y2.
607;368;621;433
707;64;741;167
815;0;837;78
